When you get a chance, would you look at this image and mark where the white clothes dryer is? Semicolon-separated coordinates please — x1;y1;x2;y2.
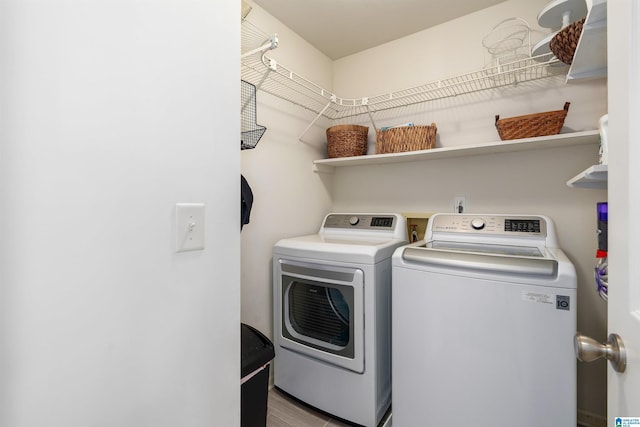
391;213;577;427
273;213;407;427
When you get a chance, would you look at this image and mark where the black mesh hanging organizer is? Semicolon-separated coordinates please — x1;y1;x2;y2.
241;80;266;150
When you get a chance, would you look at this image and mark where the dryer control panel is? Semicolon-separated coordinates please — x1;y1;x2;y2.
324;214;396;230
430;214;548;237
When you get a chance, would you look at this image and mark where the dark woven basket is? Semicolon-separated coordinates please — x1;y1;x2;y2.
495;102;570;141
550;18;585;65
375;124;437;154
326;125;369;158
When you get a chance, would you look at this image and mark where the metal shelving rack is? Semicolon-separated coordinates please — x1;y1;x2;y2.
241;18;568;142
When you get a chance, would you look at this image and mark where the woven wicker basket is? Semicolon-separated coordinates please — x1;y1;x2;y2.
550;18;584;65
495;102;570;141
375;124;437;154
326;125;369;158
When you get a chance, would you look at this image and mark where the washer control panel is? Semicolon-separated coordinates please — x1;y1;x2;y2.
324;214;396;230
430;214;547;236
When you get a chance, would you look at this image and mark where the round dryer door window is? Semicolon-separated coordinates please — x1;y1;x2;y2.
288;282;351;350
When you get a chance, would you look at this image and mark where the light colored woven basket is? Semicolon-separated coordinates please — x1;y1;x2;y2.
550;18;584;65
495;102;570;141
375;124;437;154
326;125;369;158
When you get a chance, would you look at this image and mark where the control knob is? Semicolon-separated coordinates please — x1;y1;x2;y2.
349;216;360;226
471;218;485;230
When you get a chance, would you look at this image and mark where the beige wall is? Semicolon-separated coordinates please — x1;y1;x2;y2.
332;0;556;96
240;2;334;337
242;0;608;419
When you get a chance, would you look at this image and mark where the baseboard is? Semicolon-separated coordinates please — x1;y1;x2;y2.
578;409;607;427
383;411;601;427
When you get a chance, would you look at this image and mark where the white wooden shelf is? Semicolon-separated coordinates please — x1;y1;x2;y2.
566;0;607;81
537;0;587;29
567;163;608;188
313;130;599;173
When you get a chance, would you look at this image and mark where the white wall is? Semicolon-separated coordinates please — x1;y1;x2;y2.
241;0;608;420
240;3;334;335
0;1;240;426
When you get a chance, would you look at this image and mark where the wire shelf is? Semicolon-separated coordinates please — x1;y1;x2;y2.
241;20;276;58
241;19;568;122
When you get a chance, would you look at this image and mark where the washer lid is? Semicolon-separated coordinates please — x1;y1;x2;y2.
428;240;545;257
401;243;559;278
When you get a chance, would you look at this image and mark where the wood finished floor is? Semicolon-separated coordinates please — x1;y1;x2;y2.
267;387;585;427
266;388;355;427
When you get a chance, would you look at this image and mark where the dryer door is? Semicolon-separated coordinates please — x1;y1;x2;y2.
276;259;364;373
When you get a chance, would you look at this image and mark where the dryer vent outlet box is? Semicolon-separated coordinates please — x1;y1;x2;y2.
403;212;433;242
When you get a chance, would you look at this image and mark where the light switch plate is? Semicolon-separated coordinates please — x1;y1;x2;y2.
176;203;205;252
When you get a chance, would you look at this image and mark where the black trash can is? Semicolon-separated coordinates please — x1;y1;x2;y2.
241;323;275;427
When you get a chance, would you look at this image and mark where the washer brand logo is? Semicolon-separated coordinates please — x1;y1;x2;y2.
556;295;570;311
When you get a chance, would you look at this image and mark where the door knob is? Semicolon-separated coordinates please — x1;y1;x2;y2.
574;333;627;373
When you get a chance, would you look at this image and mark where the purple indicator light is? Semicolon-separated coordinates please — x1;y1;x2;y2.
597;202;608;222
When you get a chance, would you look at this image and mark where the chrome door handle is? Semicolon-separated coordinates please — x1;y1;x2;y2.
574;333;627;373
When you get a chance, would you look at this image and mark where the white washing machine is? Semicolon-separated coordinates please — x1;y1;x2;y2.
392;213;577;427
273;213;407;427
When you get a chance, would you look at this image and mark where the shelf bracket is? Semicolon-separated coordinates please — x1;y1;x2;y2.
241;63;273;114
313;162;335;174
241;34;279;59
240;34;279;115
365;104;378;131
298;96;335;144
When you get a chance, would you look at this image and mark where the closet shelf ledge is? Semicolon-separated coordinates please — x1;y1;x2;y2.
313;130;599;173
